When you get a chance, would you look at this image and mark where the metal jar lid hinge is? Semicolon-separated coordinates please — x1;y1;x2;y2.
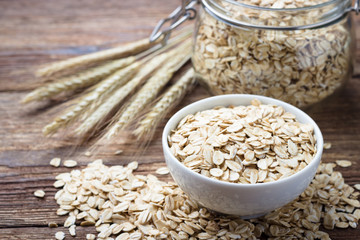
149;0;198;44
352;0;360;14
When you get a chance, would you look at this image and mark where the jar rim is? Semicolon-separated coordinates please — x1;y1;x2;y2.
221;0;340;12
202;0;352;30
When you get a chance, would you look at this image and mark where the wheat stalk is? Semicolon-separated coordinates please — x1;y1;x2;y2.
36;37;158;78
22;57;136;103
42;61;141;135
104;40;192;139
74;48;179;136
133;68;196;139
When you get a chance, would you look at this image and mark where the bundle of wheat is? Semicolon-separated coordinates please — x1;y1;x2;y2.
22;30;196;149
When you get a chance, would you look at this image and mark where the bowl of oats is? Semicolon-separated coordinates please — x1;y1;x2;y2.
162;94;323;217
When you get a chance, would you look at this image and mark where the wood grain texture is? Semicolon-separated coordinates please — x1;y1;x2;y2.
0;0;359;239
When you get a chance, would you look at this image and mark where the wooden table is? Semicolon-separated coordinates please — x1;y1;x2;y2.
0;0;359;239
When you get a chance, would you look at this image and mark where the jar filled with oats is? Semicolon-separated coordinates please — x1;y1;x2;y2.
151;0;358;108
191;0;357;107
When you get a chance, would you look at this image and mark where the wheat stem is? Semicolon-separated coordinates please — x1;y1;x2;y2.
22;57;136;103
134;68;196;139
105;40;192;139
42;61;141;135
36;37;158;78
74;48;178;136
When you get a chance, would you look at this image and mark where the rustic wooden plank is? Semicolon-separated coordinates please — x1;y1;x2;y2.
1;226;358;240
0;81;359;238
1;223;359;239
0;0;179;91
0;0;360;239
0;0;178;48
0;163;359;239
0;227;98;240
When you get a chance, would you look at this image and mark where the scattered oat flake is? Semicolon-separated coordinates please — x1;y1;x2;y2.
155;167;169;175
336;222;349;228
86;234;96;240
56;208;68;216
63;160;77;168
116;233;130;240
69;225;76;236
336;160;352;168
34;190;45;198
354;184;360;191
48;222;58;228
64;215;75;227
50;157;61;167
53;180;65;188
353;209;360;220
84;151;92;157
127;161;138;170
323;142;332;149
114;150;123;155
55;231;65;240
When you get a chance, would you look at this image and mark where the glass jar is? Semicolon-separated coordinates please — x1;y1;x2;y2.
191;0;356;107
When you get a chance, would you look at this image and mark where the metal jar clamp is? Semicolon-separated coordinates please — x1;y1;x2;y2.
149;0;198;44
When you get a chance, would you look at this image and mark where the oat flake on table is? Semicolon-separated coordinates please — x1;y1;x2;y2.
51;159;360;239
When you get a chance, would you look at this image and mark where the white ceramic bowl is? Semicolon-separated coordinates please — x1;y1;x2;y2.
162;94;323;218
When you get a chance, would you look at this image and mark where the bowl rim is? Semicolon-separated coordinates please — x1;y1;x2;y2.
162;94;324;188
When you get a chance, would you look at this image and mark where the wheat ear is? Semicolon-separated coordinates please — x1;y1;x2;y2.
105;40;192;138
36;37;157;78
42;61;141;135
134;68;196;139
74;48;179;136
22;57;136;103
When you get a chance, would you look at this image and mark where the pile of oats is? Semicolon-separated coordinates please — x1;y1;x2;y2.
192;0;352;107
169;100;316;184
53;158;359;239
